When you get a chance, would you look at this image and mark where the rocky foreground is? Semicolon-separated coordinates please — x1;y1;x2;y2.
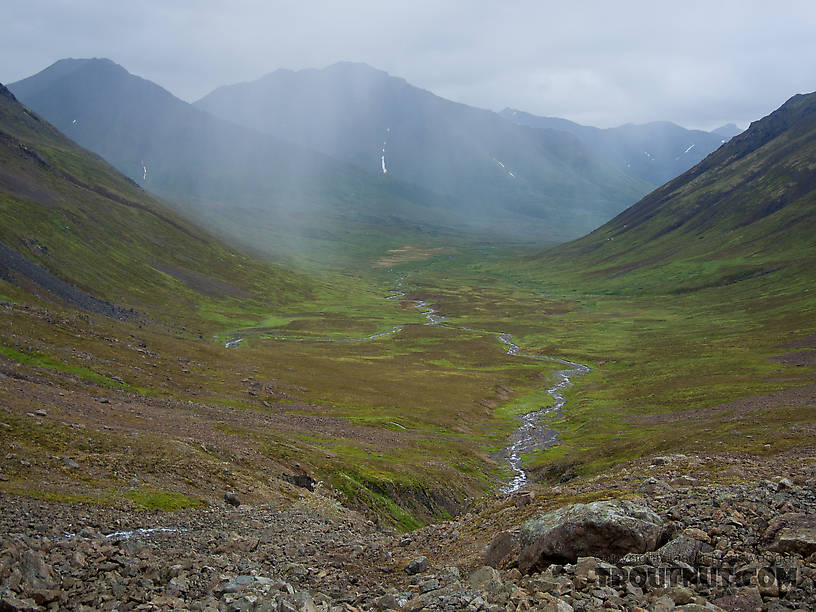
1;451;816;611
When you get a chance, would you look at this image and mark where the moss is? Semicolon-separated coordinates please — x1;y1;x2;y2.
125;488;205;511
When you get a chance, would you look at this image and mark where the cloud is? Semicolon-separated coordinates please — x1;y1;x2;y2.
2;0;816;129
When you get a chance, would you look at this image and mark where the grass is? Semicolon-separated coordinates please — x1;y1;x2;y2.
125;488;205;511
2;83;814;524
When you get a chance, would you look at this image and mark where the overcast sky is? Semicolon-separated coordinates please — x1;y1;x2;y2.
3;1;816;130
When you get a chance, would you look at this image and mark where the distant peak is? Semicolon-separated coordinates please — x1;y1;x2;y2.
711;123;743;138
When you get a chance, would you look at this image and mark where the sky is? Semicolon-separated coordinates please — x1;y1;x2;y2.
3;1;816;131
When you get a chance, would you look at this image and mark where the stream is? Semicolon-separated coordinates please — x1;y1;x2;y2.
223;274;588;493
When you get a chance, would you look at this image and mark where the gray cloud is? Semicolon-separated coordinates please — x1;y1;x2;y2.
3;0;816;130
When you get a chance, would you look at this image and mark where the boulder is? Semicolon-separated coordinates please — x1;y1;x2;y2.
518;500;665;573
712;586;763;612
763;513;816;556
484;530;520;569
405;556;429;575
468;566;502;592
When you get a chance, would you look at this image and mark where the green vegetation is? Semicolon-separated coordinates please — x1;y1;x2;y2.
125;488;205;511
1;81;814;528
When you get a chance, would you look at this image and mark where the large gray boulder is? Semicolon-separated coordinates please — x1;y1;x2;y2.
518;500;665;573
763;513;816;556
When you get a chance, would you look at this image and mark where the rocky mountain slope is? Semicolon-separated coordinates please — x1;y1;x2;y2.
194;62;650;238
500;109;727;187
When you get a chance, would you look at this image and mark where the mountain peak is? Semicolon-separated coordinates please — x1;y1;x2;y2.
711;122;743;139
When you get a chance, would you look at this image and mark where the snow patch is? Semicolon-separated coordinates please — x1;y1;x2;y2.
141;161;148;182
381;155;388;174
683;144;696;154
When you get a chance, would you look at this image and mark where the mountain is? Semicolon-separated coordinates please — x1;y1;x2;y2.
711;122;743;140
499;108;727;187
0;80;308;325
10;59;482;264
194;62;650;238
535;90;816;294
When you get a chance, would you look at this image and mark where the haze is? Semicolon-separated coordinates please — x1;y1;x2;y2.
3;0;816;130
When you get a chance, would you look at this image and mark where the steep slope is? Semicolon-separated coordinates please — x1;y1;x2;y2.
0;81;309;326
195;62;649;237
500;108;726;187
10;59;474;263
536;90;816;294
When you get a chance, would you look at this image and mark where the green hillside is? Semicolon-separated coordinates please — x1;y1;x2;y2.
526;91;816;295
0;82;310;328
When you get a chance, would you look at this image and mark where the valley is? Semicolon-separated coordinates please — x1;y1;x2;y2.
1;56;815;610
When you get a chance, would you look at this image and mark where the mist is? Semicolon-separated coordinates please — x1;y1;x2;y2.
5;2;816;263
3;1;816;130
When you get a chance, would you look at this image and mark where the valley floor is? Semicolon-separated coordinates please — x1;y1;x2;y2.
2;244;816;611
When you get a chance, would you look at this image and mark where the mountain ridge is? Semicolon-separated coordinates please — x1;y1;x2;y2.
530;90;816;295
499;107;727;187
194;60;650;236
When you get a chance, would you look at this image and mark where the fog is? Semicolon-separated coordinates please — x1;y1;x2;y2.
3;1;816;130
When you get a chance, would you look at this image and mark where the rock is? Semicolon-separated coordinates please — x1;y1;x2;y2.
468;566;503;592
513;490;535;507
538;595;574;612
61;456;80;469
405;556;429;575
216;537;260;554
19;550;57;597
519;500;666;572
372;593;408;610
651;594;675;612
712;586;763;612
484;530;520;570
620;535;702;567
764;513;816;556
682;528;710;544
638;477;674;496
755;568;779;597
664;585;694;605
282;473;316;491
0;593;39;612
224;492;241;507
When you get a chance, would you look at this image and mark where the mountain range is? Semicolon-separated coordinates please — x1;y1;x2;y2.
195;62;650;229
500;108;734;187
9;59;654;254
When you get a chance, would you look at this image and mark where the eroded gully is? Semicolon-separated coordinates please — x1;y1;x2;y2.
226;274;589;493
